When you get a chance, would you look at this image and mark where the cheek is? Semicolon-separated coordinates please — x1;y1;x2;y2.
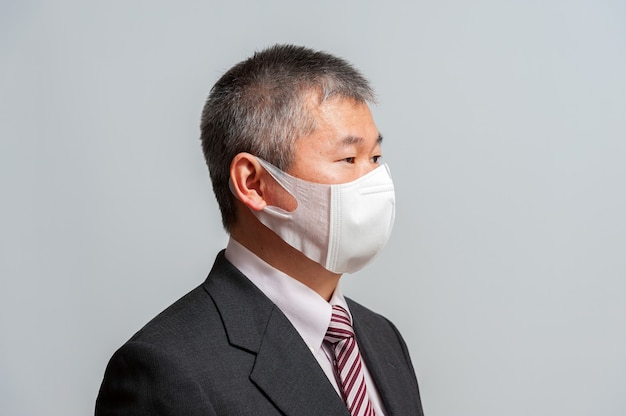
289;160;352;184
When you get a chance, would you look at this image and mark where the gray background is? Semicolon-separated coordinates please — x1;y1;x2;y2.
1;1;625;415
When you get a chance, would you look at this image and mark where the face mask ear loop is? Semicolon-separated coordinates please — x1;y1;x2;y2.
228;159;296;217
256;158;299;202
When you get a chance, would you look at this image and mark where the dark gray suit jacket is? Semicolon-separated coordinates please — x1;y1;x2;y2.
96;251;424;415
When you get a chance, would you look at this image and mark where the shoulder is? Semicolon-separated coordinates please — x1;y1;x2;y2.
125;251;246;351
127;284;218;350
95;253;260;415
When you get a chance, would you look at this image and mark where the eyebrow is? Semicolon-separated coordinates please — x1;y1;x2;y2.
340;133;384;146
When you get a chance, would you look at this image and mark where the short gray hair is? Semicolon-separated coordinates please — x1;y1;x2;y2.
200;44;376;231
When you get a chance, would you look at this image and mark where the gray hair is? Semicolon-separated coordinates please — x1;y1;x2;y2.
200;44;376;231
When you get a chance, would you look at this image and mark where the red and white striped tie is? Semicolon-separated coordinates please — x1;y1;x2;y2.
325;305;376;416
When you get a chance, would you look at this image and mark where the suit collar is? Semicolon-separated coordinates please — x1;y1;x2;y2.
203;251;272;353
203;252;350;416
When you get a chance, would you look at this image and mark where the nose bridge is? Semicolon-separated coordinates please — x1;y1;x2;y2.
359;160;378;177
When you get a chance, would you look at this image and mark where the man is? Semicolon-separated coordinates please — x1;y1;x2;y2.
96;44;424;416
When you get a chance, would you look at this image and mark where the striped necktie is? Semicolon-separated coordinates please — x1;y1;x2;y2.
325;305;376;416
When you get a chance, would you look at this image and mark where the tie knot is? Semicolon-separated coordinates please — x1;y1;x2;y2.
324;305;354;344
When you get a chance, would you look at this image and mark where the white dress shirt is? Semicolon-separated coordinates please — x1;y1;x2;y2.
225;237;386;415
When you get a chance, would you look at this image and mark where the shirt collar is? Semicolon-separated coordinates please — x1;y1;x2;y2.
224;237;350;354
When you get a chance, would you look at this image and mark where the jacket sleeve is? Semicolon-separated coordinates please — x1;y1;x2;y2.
95;341;217;416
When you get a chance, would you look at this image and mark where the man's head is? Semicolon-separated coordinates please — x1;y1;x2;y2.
200;44;376;231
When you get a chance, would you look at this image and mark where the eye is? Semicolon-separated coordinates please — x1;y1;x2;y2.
371;155;382;164
342;157;356;164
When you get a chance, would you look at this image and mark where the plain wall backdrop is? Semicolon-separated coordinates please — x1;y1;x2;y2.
1;1;625;415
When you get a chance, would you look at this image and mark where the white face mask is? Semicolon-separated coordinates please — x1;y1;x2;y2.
249;158;396;274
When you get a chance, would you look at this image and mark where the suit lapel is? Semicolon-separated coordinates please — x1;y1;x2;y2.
204;252;349;416
349;300;420;416
251;307;350;416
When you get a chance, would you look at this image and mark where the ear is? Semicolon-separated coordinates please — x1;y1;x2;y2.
230;153;268;211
